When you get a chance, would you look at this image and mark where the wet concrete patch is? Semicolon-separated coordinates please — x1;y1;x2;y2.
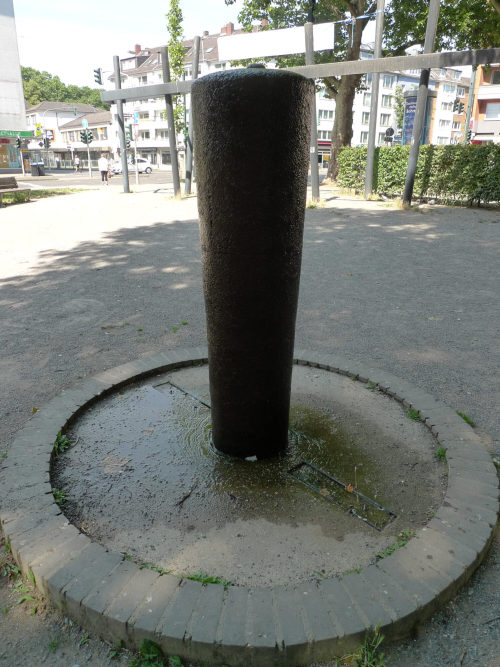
52;364;445;587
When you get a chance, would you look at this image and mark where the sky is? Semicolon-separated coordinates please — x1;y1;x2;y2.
13;0;245;87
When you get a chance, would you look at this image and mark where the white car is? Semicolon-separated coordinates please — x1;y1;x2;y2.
110;157;153;175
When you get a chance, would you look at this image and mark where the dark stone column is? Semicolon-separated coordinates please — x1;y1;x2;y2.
192;67;314;459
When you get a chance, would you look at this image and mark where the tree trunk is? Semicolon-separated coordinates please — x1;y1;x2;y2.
326;74;361;181
326;8;368;181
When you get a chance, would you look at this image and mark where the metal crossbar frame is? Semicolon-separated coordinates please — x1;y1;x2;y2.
101;48;500;104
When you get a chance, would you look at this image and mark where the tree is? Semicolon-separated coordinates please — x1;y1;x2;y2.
225;0;500;180
166;0;186;134
21;67;109;109
392;85;405;132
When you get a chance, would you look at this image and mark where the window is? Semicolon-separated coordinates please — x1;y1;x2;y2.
154;110;167;121
491;70;500;84
442;83;456;93
363;73;372;88
361;111;370;124
139;111;149;120
378;132;386;144
69;131;76;142
439;119;450;128
215;63;227;70
139;75;148;85
161;152;171;165
453;70;461;79
156;129;169;139
380;113;391;126
382;75;394;88
485;102;500;119
363;92;371;106
139;130;150;139
318;109;333;120
441;101;453;111
452;121;461;130
360;131;368;144
457;86;465;97
381;95;393;107
436;136;449;144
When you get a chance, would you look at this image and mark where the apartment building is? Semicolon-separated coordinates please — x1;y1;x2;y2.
470;64;500;144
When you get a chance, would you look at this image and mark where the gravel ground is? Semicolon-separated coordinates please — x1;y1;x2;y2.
0;186;498;666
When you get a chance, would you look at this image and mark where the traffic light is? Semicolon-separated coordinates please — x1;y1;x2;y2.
44;137;50;149
453;98;459;112
130;152;135;165
16;137;21;150
93;67;103;85
466;129;472;142
80;130;87;143
87;129;93;143
458;102;464;114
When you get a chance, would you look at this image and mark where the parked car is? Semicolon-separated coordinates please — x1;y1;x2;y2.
110;157;153;175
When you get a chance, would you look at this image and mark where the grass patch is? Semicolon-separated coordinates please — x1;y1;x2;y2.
376;529;415;561
406;407;421;421
53;431;71;456
52;488;67;507
436;446;447;462
455;410;475;427
336;624;385;666
1;188;84;205
184;571;233;587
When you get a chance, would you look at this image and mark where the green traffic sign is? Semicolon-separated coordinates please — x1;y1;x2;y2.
0;130;34;137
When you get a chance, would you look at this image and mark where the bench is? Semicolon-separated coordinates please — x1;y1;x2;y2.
0;176;31;206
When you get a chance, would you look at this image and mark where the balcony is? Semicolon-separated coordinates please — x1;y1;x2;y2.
477;84;500;100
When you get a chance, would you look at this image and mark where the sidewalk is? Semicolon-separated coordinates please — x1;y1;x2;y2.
0;188;498;666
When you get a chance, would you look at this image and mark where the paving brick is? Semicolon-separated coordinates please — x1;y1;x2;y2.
9;515;76;564
1;504;60;538
81;559;138;638
217;584;250;648
129;573;180;640
340;572;393;628
62;550;124;624
156;579;203;655
247;588;277;649
274;588;309;649
435;504;495;541
31;532;91;596
447;476;499;502
415;526;479;571
425;519;483;562
359;565;417;623
376;556;437;609
293;582;339;644
188;582;225;646
318;577;367;638
104;568;161;643
444;496;498;526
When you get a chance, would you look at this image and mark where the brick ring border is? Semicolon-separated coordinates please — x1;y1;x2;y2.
1;347;498;667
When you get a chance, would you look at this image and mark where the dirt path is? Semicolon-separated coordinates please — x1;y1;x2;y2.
0;189;498;666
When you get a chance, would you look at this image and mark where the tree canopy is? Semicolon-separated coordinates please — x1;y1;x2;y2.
22;67;109;109
224;0;500;178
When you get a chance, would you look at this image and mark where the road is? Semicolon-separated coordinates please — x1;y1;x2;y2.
18;168;175;190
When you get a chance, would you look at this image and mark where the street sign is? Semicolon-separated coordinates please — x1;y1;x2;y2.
133;111;139;124
82;119;89;128
46;129;55;141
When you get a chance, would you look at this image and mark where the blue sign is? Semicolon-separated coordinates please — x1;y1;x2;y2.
82;119;88;128
402;97;417;145
133;111;139;124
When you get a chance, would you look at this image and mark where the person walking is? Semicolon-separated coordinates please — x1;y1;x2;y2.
98;153;110;185
74;155;80;172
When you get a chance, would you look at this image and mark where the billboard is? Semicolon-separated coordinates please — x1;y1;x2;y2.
218;22;336;62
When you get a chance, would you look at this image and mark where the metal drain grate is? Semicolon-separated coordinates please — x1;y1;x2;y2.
288;460;396;530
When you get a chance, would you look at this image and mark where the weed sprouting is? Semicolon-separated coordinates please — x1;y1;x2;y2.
376;529;415;560
436;446;447;462
53;431;71;456
456;410;475;427
184;571;233;587
52;488;67;507
336;624;385;666
407;408;421;421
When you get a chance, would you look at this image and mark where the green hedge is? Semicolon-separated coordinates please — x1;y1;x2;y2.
337;144;500;205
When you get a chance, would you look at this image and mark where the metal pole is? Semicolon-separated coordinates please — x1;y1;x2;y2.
18;138;25;176
305;22;320;202
364;0;385;198
403;0;440;206
113;55;130;193
185;36;200;195
87;142;91;178
133;131;139;185
463;66;477;143
161;47;181;198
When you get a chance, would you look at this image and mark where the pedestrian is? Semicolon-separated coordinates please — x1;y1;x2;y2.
74;155;80;172
98;153;110;185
